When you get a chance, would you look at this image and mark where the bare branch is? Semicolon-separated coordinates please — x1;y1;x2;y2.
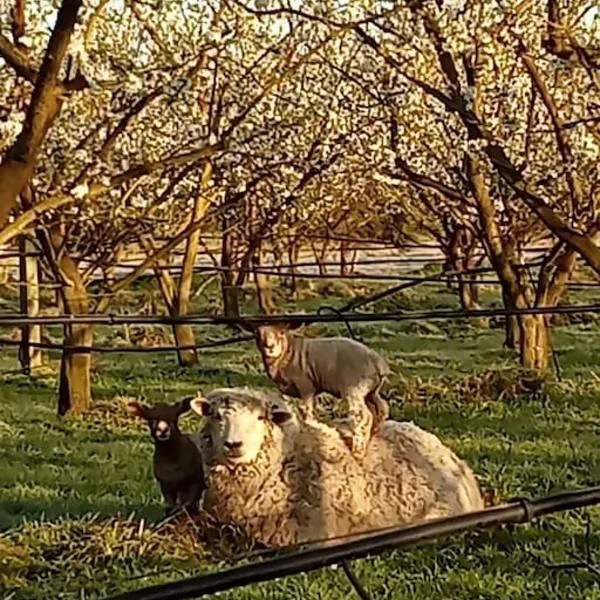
354;8;600;275
0;33;36;82
516;35;585;213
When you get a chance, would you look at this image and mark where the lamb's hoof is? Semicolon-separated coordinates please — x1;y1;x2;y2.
183;503;200;518
164;506;180;519
338;428;366;459
298;406;315;421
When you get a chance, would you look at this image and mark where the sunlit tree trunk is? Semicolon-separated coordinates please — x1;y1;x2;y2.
518;314;549;372
140;236;198;367
449;226;479;311
252;247;276;314
467;154;551;373
221;217;241;318
56;249;93;415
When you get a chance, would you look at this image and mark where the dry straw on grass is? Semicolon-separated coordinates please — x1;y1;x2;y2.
1;510;260;593
389;369;547;405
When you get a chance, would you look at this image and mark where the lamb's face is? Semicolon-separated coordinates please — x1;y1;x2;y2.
127;398;192;443
257;325;288;360
191;389;293;466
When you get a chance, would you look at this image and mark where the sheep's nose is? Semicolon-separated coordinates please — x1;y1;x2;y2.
224;440;243;451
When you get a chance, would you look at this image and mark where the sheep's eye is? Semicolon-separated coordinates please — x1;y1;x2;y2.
258;414;266;421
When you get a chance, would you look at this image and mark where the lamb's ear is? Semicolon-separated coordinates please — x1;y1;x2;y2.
238;320;260;333
190;392;212;417
282;320;306;331
270;402;293;426
127;400;148;418
176;396;194;415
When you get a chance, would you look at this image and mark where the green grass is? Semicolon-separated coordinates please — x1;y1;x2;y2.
2;281;600;599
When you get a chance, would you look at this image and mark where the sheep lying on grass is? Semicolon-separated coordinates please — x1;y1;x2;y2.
127;398;206;516
190;387;484;547
243;322;390;458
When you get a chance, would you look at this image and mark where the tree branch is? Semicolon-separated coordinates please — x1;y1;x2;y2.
93;172;270;313
516;36;585;214
355;8;600;276
0;0;83;230
0;33;36;82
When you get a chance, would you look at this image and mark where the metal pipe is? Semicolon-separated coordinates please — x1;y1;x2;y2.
104;487;600;600
0;302;599;327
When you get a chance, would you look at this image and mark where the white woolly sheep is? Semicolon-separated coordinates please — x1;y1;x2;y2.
242;322;391;458
190;387;484;548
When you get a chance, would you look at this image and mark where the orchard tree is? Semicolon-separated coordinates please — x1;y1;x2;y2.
237;0;599;372
0;0;343;413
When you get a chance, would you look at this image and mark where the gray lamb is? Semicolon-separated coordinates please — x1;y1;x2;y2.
245;322;390;457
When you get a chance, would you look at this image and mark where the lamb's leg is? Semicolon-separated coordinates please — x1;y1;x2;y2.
340;390;373;459
298;393;316;421
160;481;179;516
180;479;205;516
366;380;389;433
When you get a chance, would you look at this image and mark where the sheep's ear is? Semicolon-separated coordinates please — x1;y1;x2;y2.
190;393;212;417
270;403;293;426
176;396;194;415
127;400;148;418
282;320;305;331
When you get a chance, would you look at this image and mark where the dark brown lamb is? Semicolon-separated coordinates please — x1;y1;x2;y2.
127;398;206;516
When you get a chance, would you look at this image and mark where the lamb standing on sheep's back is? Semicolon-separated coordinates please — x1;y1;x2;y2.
244;321;391;459
190;387;484;548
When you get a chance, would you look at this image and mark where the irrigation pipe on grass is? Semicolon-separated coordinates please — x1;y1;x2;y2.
103;486;600;600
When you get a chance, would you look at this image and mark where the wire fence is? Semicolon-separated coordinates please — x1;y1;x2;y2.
0;302;598;356
0;241;597;361
2;240;599;597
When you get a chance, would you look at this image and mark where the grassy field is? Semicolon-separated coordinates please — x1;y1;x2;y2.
1;278;600;599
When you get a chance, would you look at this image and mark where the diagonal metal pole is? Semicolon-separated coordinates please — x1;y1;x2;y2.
103;487;600;600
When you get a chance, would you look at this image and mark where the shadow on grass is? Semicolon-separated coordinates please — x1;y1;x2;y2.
0;496;164;531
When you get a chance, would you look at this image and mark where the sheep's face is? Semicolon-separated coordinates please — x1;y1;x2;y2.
127;398;192;443
191;390;292;466
256;325;289;360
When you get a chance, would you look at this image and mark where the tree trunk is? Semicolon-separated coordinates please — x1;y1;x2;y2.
288;237;299;295
59;322;93;416
318;238;330;274
222;284;241;318
139;235;199;367
172;167;212;365
502;288;520;349
310;240;323;275
18;235;42;372
518;314;550;373
347;247;358;275
221;220;241;318
172;324;198;365
340;241;347;276
457;276;477;311
252;249;275;314
0;0;83;228
57;256;93;415
37;226;93;416
449;226;479;311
